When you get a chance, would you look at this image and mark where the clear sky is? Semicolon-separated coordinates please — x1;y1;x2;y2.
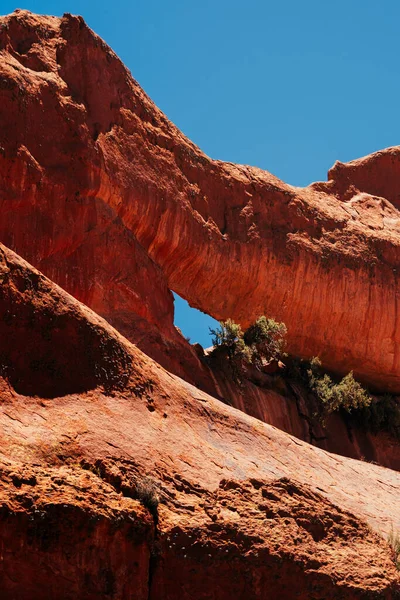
3;1;400;346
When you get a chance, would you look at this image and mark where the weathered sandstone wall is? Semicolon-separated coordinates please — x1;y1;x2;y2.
1;11;400;391
0;243;398;598
1;10;400;471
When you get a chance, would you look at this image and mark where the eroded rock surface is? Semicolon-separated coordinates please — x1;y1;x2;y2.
209;358;400;471
0;9;212;393
1;10;400;392
0;464;152;600
0;244;398;598
1;12;400;596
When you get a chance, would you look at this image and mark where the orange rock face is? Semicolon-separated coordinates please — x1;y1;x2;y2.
0;12;400;596
0;9;213;394
0;243;399;598
1;10;400;394
210;360;400;471
0;463;152;600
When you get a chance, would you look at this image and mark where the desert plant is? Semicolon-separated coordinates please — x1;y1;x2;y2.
135;476;160;516
210;319;244;351
209;319;252;381
307;358;371;414
332;372;372;411
351;394;400;440
209;319;252;360
209;316;288;378
244;317;287;365
388;528;400;570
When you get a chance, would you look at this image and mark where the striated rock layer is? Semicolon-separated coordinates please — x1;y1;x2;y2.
1;10;400;393
0;242;399;598
0;10;213;394
209;358;400;471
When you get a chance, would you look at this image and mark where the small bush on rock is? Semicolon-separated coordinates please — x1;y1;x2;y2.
244;317;287;365
210;319;250;361
307;357;372;413
135;477;160;516
210;316;288;378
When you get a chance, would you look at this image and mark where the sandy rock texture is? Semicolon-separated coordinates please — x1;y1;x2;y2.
1;10;400;393
209;360;400;471
0;12;400;596
0;9;211;393
0;243;399;598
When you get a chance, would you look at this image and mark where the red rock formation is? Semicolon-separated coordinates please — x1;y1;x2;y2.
0;243;399;598
0;10;399;598
210;360;400;471
314;146;400;208
0;464;152;600
0;9;213;394
1;8;400;479
1;10;400;394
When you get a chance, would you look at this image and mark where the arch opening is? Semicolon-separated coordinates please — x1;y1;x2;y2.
173;292;218;349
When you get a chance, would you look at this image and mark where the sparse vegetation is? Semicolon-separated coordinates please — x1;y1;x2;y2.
209;318;400;438
209;319;248;359
135;476;160;516
288;356;400;436
388;528;400;570
307;357;372;413
209;316;286;377
244;316;287;366
209;319;251;380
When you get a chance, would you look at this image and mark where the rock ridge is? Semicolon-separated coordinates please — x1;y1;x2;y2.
0;242;398;598
2;10;400;391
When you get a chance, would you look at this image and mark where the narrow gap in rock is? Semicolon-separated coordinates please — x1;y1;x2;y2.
172;291;218;349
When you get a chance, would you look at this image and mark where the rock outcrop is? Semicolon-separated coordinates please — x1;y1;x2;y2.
0;12;400;596
0;463;153;600
1;10;400;394
0;243;399;598
209;358;400;471
0;9;213;394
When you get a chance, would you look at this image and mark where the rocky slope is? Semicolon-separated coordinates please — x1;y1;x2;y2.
0;243;399;599
0;11;400;596
1;10;400;394
208;356;400;471
0;9;399;478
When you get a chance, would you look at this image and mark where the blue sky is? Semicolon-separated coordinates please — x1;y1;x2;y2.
3;1;400;346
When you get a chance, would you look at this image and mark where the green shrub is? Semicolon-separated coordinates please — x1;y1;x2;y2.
351;394;400;439
209;319;250;360
307;358;371;413
210;316;288;369
330;371;372;411
243;317;287;368
210;319;243;351
209;319;251;381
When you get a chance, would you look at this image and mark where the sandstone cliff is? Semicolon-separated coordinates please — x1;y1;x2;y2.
1;10;400;394
0;243;399;598
0;12;400;597
0;8;400;474
208;356;400;471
